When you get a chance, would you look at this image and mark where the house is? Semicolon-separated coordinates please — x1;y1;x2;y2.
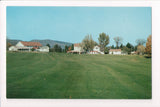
16;41;42;51
109;49;122;55
67;44;105;54
37;46;49;52
67;43;84;54
88;46;104;54
15;41;42;51
131;51;137;55
8;46;18;51
9;41;49;52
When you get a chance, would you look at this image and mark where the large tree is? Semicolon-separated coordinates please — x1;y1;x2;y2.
126;42;134;54
98;32;109;52
122;46;129;54
137;45;145;55
136;39;146;45
146;35;152;56
81;35;96;52
111;45;115;49
113;36;122;49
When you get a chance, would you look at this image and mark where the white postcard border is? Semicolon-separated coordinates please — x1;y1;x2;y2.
0;1;160;107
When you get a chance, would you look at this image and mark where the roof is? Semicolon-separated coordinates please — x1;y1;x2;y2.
109;49;121;52
20;41;42;47
74;43;80;47
9;46;17;48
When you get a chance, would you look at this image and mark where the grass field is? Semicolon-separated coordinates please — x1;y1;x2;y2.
7;52;151;99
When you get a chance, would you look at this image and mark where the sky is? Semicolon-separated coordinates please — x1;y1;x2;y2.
7;7;151;46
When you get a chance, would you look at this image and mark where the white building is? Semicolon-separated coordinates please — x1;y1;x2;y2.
8;46;18;51
88;46;104;54
74;43;83;52
67;44;104;54
67;43;84;54
9;41;49;52
131;51;137;55
109;49;122;55
37;46;49;52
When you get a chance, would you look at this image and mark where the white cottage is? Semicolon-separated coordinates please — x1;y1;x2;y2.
88;46;104;54
15;41;42;51
9;46;18;51
67;44;104;54
109;49;122;55
67;43;84;54
37;46;49;52
9;41;49;52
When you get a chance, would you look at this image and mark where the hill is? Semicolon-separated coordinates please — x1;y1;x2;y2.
31;39;73;49
7;39;73;49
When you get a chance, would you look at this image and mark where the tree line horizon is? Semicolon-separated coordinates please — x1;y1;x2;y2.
7;32;151;56
46;32;151;56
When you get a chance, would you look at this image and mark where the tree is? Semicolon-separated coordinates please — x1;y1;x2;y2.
120;44;123;49
68;47;71;51
53;44;62;52
145;35;152;56
7;42;12;50
46;44;51;52
122;46;129;54
46;44;51;48
65;45;69;53
98;32;109;52
53;44;58;52
126;43;132;49
71;44;74;50
113;36;122;49
94;42;98;46
58;46;62;52
134;45;138;51
104;47;109;54
6;37;12;50
137;45;145;55
126;42;134;54
81;35;96;52
111;45;115;49
136;39;146;45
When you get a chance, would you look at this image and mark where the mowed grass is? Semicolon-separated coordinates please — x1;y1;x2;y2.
7;52;151;99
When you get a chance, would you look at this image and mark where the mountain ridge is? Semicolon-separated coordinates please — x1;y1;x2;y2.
7;39;73;49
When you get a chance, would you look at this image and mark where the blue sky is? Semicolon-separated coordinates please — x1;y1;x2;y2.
7;7;151;46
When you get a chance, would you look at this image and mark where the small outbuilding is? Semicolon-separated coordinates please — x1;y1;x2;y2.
88;46;104;54
109;49;122;55
9;46;18;51
37;46;49;52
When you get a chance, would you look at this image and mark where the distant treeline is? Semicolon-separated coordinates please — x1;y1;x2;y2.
45;32;151;56
46;44;74;53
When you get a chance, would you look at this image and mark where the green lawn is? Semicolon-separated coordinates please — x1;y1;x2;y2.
7;52;151;99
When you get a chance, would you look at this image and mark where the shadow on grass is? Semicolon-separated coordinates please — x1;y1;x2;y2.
144;55;152;58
